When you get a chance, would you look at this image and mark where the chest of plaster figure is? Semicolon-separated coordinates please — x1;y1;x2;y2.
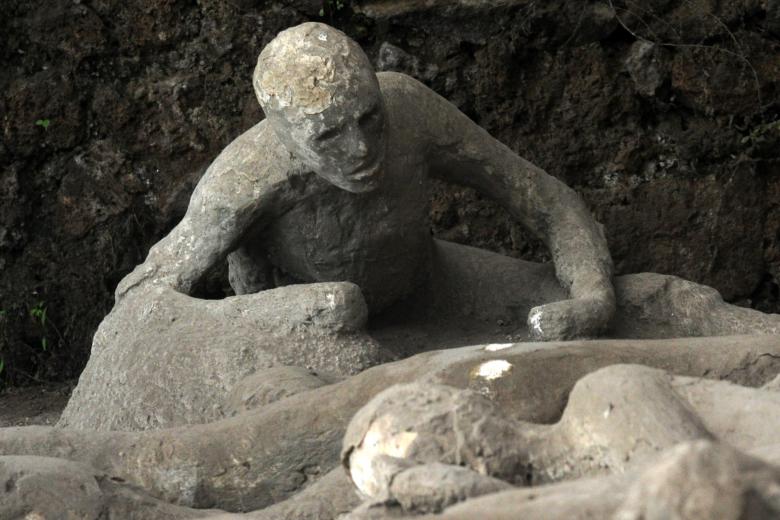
261;147;431;309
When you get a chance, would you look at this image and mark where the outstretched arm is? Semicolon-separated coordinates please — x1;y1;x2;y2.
396;74;614;339
116;121;286;300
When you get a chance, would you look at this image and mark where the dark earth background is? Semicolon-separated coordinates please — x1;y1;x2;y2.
1;0;779;388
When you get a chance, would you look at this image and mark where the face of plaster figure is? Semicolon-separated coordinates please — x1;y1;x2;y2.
254;23;387;193
265;74;387;194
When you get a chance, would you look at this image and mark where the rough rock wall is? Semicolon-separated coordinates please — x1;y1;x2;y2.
0;0;778;385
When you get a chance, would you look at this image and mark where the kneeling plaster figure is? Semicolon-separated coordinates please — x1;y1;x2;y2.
117;21;616;341
58;22;622;432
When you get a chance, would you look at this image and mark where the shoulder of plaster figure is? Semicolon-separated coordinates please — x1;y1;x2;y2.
196;118;291;198
377;71;435;147
377;70;429;98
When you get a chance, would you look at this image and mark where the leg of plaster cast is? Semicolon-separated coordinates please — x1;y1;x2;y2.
493;364;719;486
423;441;780;520
388;462;513;513
205;467;361;520
423;240;565;330
59;281;382;431
614;440;780;520
0;456;216;520
227;246;274;295
224;366;331;415
421;472;630;520
423;246;780;340
613;274;780;338
548;364;713;480
670;375;780;451
342;462;512;519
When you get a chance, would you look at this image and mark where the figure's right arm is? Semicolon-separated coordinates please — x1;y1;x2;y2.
115;121;289;300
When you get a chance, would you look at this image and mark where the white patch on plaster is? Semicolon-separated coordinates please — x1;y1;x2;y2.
326;292;336;310
349;420;418;498
476;360;513;380
318;32;328;41
529;310;543;336
484;343;513;352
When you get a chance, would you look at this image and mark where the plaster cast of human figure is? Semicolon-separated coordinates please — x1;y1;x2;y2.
3;335;779;514
413;440;780;520
340;364;780;517
115;21;615;341
3;357;779;519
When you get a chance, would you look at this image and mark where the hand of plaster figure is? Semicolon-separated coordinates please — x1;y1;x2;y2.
527;294;614;341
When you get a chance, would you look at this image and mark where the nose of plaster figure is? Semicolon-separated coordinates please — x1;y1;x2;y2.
253;22;387;193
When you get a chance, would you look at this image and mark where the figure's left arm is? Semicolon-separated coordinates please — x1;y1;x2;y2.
403;75;615;340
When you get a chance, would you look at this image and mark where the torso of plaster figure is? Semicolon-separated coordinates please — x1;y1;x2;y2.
236;75;433;309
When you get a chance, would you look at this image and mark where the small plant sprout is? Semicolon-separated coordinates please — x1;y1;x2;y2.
35;119;51;130
30;301;47;327
29;301;63;352
0;358;4;376
741;119;780;146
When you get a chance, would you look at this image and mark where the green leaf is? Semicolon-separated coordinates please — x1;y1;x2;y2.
319;7;324;16
30;302;48;329
41;337;48;351
0;358;4;375
35;119;51;129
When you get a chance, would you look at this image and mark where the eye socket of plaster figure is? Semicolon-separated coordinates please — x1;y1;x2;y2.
358;105;381;127
315;126;340;142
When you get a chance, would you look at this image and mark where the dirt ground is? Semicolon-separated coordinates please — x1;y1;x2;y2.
0;381;72;427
